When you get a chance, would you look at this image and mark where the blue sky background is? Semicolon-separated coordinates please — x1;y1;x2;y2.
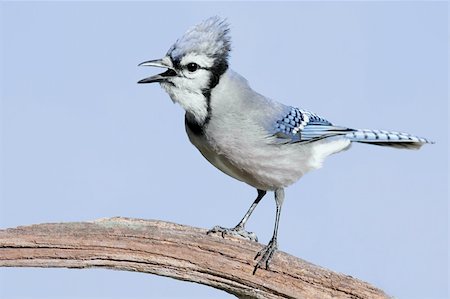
0;2;448;298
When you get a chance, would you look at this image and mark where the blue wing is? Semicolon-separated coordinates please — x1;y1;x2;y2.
272;107;354;143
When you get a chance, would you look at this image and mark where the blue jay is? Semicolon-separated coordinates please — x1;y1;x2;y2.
138;17;432;273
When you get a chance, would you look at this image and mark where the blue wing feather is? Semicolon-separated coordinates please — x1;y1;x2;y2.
272;107;354;143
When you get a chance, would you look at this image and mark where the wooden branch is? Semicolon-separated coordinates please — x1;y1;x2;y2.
0;217;389;299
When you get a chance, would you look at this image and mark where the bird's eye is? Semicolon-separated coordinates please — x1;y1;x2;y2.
186;63;199;72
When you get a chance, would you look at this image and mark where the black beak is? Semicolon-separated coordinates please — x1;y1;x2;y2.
138;69;177;84
138;58;177;84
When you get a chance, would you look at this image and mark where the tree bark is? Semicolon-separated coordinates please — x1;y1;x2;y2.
0;217;389;299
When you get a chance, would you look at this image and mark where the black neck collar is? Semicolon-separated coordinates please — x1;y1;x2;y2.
185;60;228;135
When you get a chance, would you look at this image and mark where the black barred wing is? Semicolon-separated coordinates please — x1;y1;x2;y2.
273;107;354;143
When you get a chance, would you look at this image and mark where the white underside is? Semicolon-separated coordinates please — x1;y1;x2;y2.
187;126;351;190
183;70;352;190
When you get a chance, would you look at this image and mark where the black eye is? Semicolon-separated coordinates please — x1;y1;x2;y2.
186;63;199;72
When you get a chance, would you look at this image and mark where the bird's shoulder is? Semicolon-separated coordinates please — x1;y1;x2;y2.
210;71;353;143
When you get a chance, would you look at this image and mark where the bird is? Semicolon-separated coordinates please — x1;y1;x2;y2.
138;16;432;274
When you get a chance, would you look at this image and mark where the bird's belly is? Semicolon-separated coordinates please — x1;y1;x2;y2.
186;126;315;190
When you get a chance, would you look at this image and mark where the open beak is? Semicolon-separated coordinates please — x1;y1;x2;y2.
138;57;177;84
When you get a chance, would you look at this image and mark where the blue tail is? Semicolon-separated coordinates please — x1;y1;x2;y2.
346;129;433;150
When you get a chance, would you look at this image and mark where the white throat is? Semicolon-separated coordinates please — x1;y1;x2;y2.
162;83;209;125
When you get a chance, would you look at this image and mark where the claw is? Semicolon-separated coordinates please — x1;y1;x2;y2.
253;238;278;275
207;225;258;242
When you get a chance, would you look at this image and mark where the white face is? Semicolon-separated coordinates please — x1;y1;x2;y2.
161;53;216;125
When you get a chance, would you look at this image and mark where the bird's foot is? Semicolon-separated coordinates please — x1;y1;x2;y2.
207;225;258;242
253;238;277;275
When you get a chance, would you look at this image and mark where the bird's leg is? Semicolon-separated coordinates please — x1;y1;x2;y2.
233;189;266;232
207;189;266;242
253;188;284;274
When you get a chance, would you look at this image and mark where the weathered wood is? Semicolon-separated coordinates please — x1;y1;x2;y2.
0;217;389;299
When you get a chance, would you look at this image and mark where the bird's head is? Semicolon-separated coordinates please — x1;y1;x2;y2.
138;17;231;127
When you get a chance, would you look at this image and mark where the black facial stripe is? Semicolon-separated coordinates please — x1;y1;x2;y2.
170;55;181;69
191;59;228;135
178;67;209;78
203;89;212;126
179;55;229;136
185;89;211;136
208;59;228;90
192;66;210;71
185;113;204;135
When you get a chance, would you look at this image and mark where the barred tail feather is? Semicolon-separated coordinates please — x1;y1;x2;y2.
346;129;433;150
